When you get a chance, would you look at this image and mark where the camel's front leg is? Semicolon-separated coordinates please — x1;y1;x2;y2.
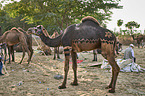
70;50;78;86
58;48;70;89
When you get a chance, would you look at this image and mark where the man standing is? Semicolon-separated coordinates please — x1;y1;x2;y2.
123;44;136;62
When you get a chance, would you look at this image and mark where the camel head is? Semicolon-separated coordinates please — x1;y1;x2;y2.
28;25;50;37
27;27;36;35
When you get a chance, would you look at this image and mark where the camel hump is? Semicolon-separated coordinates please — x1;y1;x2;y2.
81;16;100;25
18;27;26;33
11;27;23;34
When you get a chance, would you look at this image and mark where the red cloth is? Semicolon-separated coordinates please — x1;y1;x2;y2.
63;60;83;64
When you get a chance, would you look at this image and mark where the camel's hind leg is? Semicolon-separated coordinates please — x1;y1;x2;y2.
57;47;60;59
70;50;78;86
11;46;15;62
106;54;120;93
19;35;31;64
19;46;25;64
53;47;56;60
28;44;33;62
101;43;120;93
58;48;70;89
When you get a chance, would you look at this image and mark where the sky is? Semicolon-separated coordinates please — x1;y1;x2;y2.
2;0;145;33
107;0;145;32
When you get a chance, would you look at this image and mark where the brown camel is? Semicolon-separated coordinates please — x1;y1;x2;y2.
0;27;32;64
27;16;120;93
131;34;145;48
17;27;33;61
51;31;60;59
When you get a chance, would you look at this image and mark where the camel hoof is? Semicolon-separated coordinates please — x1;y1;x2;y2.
70;82;78;86
58;85;66;89
105;86;111;89
108;89;115;93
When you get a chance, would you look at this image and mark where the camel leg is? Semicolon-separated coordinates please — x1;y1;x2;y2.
70;50;78;86
21;43;31;64
93;54;97;61
58;48;70;89
101;43;120;93
95;54;97;61
19;46;25;64
57;47;60;59
106;54;120;93
93;50;97;61
7;47;11;64
28;45;33;62
19;35;31;64
11;46;15;62
53;47;56;60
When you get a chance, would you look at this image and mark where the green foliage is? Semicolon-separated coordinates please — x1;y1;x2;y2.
117;19;123;27
125;21;140;34
0;0;122;34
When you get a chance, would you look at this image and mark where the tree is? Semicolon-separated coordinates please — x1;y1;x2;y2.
117;19;123;27
117;19;123;35
125;21;140;35
1;0;122;34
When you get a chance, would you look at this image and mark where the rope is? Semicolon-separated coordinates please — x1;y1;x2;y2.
32;35;60;74
33;36;46;56
3;63;9;76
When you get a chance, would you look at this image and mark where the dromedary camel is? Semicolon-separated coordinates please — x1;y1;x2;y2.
51;31;60;59
17;27;33;60
27;16;120;93
131;34;145;48
0;27;33;64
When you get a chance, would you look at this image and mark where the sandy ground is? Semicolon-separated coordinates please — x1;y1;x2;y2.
0;46;145;96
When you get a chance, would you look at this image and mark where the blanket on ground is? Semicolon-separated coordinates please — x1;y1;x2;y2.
101;59;145;72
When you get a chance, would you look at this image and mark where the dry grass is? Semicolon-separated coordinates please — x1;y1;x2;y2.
0;46;145;96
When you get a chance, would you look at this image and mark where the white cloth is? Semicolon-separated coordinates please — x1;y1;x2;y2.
101;59;145;72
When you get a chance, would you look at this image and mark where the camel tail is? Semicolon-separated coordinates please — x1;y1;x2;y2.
113;37;117;56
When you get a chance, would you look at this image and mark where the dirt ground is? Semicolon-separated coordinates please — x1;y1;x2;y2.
0;46;145;96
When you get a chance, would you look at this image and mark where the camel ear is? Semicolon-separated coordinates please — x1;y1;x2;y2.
37;25;42;29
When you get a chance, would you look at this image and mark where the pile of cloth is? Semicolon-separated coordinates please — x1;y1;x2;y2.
101;59;145;72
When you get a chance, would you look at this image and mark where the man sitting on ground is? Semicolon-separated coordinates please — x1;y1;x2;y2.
123;44;136;62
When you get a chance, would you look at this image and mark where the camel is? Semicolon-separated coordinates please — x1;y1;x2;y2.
0;27;33;64
27;16;120;93
131;34;145;48
51;31;60;59
17;27;33;61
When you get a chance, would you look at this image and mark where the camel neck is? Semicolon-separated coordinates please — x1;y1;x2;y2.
40;32;62;47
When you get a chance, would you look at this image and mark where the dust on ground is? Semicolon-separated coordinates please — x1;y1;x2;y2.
0;46;145;96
